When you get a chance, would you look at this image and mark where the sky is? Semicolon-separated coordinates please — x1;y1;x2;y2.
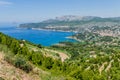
0;0;120;23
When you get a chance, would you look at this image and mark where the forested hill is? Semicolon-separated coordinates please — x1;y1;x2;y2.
0;32;69;79
0;27;120;79
19;16;120;33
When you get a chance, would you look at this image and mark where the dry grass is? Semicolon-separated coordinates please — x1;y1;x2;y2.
0;52;41;80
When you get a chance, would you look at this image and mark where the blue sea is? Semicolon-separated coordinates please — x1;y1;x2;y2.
0;26;76;46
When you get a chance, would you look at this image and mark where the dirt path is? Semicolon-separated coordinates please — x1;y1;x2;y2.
99;62;107;75
44;49;69;62
105;60;114;72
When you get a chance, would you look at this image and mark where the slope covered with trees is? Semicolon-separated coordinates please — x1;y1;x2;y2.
0;31;120;80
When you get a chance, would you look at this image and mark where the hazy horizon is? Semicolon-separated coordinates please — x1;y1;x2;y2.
0;0;120;23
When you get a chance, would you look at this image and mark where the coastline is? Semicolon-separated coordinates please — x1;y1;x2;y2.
66;36;81;42
31;28;78;33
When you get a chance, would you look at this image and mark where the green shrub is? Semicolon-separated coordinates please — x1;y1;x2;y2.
22;63;33;73
14;57;33;73
14;57;26;68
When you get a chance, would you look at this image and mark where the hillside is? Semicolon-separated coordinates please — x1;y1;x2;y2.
0;52;40;80
0;25;120;79
0;32;71;80
52;32;120;79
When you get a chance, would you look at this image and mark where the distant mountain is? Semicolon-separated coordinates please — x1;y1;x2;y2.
36;15;101;23
54;15;101;21
19;16;120;36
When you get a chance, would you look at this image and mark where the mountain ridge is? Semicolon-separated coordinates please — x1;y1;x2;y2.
19;16;120;36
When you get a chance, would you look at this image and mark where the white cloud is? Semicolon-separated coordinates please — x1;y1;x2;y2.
0;1;13;6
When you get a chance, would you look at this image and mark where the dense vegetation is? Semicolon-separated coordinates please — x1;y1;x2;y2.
0;30;120;80
52;32;120;80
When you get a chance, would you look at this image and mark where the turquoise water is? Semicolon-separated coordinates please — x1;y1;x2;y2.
0;27;76;46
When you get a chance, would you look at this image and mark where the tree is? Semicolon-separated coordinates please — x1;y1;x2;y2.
10;39;20;54
43;57;54;69
81;70;94;80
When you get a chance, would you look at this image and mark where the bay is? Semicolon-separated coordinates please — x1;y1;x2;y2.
0;26;76;46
